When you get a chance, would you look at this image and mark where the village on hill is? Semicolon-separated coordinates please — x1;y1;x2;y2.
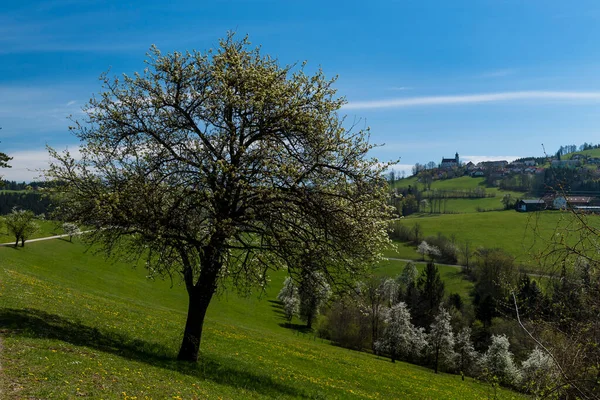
403;145;600;213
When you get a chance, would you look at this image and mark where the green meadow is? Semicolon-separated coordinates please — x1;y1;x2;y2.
387;209;586;271
393;176;527;214
375;259;473;298
0;219;62;243
0;237;526;399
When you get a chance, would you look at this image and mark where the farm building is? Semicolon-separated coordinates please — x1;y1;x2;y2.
516;199;547;212
552;196;592;210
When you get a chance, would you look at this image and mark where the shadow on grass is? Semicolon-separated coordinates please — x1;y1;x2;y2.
269;300;313;334
268;299;288;318
277;322;313;335
0;307;314;399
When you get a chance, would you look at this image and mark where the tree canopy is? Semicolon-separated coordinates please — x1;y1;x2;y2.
48;34;393;362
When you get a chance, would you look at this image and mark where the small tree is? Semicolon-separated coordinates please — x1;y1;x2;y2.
417;241;430;260
415;261;445;326
277;277;300;322
455;327;478;380
62;222;80;242
461;240;473;274
376;302;427;363
429;306;457;373
298;271;331;329
521;347;559;397
398;261;418;289
481;334;521;387
501;193;513;210
357;277;399;350
5;208;39;247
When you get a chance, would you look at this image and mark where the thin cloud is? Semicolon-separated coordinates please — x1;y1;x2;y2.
344;91;600;110
480;69;516;78
1;147;81;182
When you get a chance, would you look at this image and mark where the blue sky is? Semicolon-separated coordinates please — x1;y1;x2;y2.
2;0;600;180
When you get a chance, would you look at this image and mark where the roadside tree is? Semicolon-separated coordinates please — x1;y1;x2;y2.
62;222;80;242
5;208;39;247
48;34;394;362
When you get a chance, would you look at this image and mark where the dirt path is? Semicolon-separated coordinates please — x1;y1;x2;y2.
0;232;91;247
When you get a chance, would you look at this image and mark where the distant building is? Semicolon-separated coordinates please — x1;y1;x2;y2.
440;152;459;169
553;196;592;210
479;160;508;168
516;199;547;212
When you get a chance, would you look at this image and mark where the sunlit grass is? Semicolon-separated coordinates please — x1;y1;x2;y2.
0;238;527;399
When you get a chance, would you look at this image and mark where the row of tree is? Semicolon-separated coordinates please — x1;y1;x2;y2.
278;261;558;396
0;192;53;215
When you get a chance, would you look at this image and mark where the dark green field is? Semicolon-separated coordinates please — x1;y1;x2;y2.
0;237;526;399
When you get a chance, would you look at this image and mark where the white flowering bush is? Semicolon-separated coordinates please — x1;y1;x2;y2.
481;334;521;387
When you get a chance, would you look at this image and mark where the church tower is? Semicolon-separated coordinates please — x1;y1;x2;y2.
455;152;459;165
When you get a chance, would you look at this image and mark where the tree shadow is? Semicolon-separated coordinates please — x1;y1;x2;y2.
277;322;313;334
268;299;288;318
269;300;313;334
0;307;313;399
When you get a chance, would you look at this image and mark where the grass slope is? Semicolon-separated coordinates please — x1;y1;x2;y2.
0;238;526;399
375;259;474;298
387;210;576;270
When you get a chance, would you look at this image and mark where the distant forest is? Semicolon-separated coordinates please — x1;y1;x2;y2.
0;181;53;215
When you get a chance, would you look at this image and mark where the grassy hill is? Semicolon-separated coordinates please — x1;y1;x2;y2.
0;237;526;399
563;148;600;160
386;210;580;271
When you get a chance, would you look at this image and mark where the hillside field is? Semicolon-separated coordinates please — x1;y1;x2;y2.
0;237;526;399
386;210;582;270
393;176;527;214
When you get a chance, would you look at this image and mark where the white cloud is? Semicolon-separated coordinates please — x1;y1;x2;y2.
386;164;414;177
343;91;600;110
1;147;81;182
66;100;76;106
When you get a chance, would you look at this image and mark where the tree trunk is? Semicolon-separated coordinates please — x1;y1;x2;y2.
176;240;223;363
177;286;215;362
434;346;439;374
20;237;25;247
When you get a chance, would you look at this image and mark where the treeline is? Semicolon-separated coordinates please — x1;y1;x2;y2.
291;249;599;397
390;185;493;217
386;219;600;397
0;192;53;215
280;258;569;396
556;142;598;156
1;180;52;191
